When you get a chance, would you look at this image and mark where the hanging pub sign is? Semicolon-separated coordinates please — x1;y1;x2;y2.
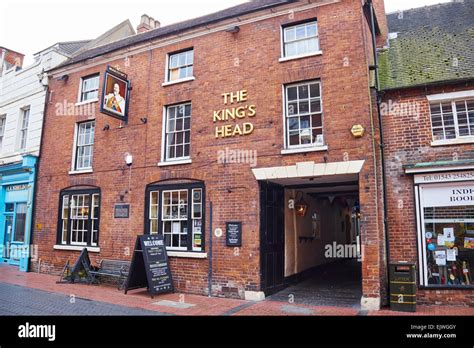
124;235;173;298
226;222;242;247
100;65;131;122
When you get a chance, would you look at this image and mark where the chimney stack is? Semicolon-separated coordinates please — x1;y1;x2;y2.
137;14;161;34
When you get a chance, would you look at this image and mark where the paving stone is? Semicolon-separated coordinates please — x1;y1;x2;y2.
0;283;169;316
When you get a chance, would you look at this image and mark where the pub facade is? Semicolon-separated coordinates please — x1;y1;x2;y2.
32;0;389;309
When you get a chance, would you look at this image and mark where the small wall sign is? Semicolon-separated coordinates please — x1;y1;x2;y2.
6;184;30;192
114;204;130;219
226;222;242;247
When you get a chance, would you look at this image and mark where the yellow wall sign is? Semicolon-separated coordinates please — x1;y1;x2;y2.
214;90;256;138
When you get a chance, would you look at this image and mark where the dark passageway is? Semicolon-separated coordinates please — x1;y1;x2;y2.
268;259;362;308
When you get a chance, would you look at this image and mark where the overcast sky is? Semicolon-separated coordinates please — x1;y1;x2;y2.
0;0;451;65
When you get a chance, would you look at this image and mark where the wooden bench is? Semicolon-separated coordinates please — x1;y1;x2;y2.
89;259;130;290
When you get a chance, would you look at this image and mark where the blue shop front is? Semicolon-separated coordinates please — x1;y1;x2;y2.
0;155;37;271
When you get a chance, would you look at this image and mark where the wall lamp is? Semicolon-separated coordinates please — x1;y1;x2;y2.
140;117;148;124
225;25;240;34
295;191;308;217
103;124;110;131
57;74;69;82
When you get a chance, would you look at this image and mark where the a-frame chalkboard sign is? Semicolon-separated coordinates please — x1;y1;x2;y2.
124;235;174;298
57;248;94;284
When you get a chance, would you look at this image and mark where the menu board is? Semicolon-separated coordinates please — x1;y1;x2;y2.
226;222;242;247
124;235;173;297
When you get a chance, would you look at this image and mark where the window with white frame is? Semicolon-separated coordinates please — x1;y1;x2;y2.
58;189;100;246
79;74;99;102
147;183;204;252
430;99;474;141
164;103;191;161
19;108;29;150
0;114;6;151
285;80;324;148
283;21;319;58
167;49;194;82
74;121;95;171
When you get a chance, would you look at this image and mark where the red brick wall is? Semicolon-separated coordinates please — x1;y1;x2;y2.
32;0;386;301
382;82;474;306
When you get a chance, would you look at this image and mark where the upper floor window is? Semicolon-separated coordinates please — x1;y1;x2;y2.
18;107;30;150
283;21;319;58
79;74;99;103
163;103;191;161
74;121;95;171
167;49;194;82
284;80;324;149
0;114;6;151
58;188;100;247
430;99;474;141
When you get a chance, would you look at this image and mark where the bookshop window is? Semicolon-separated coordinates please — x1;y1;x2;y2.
422;186;474;287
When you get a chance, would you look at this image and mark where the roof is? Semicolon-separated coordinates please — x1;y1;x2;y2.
73;20;136;55
55;0;296;70
55;40;92;56
379;0;474;91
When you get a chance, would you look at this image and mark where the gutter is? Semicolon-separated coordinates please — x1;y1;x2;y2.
367;0;391;307
381;77;474;93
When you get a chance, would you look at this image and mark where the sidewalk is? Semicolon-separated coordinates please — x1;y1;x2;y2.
1;265;473;316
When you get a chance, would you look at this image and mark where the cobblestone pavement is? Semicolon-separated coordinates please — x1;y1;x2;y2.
0;282;168;316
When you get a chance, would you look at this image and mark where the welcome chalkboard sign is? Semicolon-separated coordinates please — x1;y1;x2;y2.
124;235;173;298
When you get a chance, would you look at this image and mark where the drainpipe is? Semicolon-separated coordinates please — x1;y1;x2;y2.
367;0;391;306
208;201;213;297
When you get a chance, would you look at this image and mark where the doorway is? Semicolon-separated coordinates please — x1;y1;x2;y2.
2;202;27;264
259;178;363;307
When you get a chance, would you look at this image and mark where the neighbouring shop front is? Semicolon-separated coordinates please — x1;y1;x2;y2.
0;155;37;271
413;169;474;288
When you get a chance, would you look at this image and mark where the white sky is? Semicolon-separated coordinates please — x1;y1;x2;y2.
0;0;451;65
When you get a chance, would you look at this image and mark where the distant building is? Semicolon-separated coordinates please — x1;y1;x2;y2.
0;20;135;271
379;0;474;306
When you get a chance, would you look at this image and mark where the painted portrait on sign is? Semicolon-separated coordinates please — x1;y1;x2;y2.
100;69;130;121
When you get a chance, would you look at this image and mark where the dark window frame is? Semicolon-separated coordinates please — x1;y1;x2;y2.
56;187;101;247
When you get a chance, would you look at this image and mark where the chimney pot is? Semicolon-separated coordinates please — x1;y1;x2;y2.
137;14;160;33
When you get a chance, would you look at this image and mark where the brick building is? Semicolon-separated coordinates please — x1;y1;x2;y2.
33;0;388;309
380;0;474;306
